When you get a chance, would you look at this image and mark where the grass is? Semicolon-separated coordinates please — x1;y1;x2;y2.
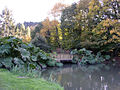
0;69;63;90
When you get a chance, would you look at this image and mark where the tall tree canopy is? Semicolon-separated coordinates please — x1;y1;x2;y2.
59;0;120;54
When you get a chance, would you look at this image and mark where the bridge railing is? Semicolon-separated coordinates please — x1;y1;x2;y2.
53;54;73;61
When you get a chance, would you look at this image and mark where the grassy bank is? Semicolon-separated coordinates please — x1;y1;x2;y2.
0;69;63;90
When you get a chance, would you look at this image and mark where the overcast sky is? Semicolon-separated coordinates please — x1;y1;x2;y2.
0;0;79;23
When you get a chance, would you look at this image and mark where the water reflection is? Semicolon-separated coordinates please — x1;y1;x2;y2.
41;64;120;90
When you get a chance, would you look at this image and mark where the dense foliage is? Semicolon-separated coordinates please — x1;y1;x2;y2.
60;0;120;53
0;36;63;70
31;35;51;52
71;48;110;65
34;0;120;56
0;0;119;69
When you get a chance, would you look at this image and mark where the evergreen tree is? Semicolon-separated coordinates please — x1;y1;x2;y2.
26;26;31;37
0;8;15;37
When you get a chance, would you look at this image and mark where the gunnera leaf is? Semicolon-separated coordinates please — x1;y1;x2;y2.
29;63;36;69
1;57;13;68
31;56;37;61
104;55;110;60
14;58;24;65
0;44;11;54
0;63;3;67
18;47;30;59
47;60;56;67
56;62;63;67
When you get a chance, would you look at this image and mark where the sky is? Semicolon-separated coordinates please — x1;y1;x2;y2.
0;0;79;23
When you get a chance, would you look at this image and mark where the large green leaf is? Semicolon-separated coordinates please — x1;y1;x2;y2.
20;43;29;49
0;63;3;67
104;55;110;60
31;56;37;61
0;57;13;68
18;47;30;60
70;49;78;54
37;52;47;60
0;36;58;70
47;60;56;67
14;58;24;65
56;62;63;67
29;63;36;69
0;44;11;54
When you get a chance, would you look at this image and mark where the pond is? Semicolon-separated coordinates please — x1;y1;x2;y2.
41;64;120;90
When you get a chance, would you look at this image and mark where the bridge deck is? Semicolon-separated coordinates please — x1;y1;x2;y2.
53;54;73;62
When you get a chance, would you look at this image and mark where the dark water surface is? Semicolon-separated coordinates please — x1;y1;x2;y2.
41;64;120;90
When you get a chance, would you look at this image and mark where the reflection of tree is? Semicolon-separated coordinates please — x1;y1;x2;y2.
42;65;120;90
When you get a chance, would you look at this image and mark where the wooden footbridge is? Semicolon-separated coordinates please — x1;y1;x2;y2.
53;54;73;62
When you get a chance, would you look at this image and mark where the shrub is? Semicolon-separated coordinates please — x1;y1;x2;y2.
71;48;110;65
31;35;51;52
0;36;63;70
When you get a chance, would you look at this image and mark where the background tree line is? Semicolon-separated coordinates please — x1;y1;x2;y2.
0;0;120;55
0;8;31;42
32;0;120;55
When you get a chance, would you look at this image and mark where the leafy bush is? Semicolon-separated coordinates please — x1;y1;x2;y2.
71;48;110;65
31;35;51;52
0;36;63;70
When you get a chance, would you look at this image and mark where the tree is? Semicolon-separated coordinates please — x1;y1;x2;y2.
88;0;102;28
50;2;67;48
31;35;51;52
59;0;120;54
60;3;78;49
103;0;120;19
15;23;31;42
22;26;31;42
79;0;120;54
31;22;43;39
60;0;90;49
0;8;15;37
77;0;103;50
40;17;62;48
40;18;52;45
50;2;66;19
92;18;120;54
0;8;31;42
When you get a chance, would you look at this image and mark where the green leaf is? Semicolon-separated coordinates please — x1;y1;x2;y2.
38;62;47;69
18;47;30;59
0;44;11;54
104;55;110;60
71;49;78;54
89;60;96;64
37;52;47;60
0;63;3;67
31;56;37;61
20;43;29;49
56;62;63;67
47;60;56;67
0;57;13;68
29;63;36;69
14;58;24;65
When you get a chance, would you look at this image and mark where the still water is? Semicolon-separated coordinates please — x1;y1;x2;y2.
41;64;120;90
